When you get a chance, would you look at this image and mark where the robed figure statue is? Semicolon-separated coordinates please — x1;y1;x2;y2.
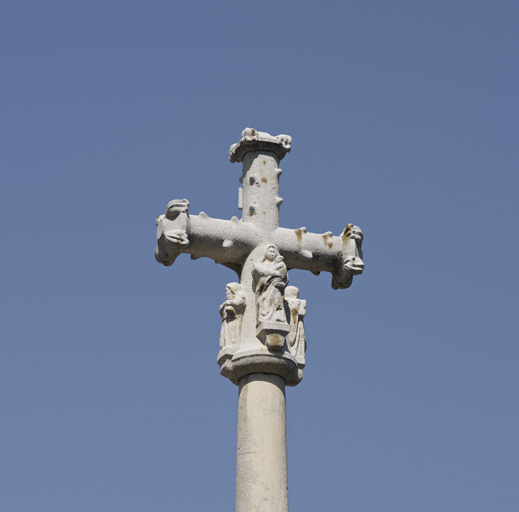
252;244;289;326
285;286;307;368
219;282;246;350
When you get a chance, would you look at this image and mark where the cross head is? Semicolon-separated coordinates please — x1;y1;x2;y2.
155;128;364;386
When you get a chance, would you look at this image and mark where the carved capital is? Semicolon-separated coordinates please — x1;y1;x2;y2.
219;352;301;387
229;128;292;163
217;254;304;387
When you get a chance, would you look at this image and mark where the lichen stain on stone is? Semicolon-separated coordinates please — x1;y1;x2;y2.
261;177;267;183
263;160;266;165
269;334;283;347
341;228;352;243
342;224;353;241
295;229;303;242
327;241;333;249
291;310;297;324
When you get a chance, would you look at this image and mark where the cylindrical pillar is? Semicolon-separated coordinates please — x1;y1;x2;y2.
241;150;282;232
236;373;288;512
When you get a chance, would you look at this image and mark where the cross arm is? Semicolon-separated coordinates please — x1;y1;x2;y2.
273;224;364;289
155;200;365;289
155;199;260;268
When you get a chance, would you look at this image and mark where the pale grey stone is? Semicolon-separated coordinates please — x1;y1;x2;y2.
155;129;365;384
236;373;288;512
154;128;365;512
252;245;288;324
229;127;292;163
219;283;246;352
285;286;306;370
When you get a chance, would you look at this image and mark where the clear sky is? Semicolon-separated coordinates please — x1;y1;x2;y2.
1;1;518;511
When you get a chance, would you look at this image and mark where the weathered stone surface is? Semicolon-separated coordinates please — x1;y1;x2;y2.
229;127;291;163
285;286;306;371
236;373;288;512
155;128;365;385
219;283;246;352
155;128;365;512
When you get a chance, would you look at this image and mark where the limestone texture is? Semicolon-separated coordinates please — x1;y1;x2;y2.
155;128;364;385
154;128;365;512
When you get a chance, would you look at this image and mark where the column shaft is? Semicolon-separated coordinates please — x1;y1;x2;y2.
241;150;281;232
236;373;288;512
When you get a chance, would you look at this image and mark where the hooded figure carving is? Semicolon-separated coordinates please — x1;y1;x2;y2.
219;282;246;350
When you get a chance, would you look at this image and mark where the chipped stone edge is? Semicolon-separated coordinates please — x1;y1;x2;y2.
229;127;292;163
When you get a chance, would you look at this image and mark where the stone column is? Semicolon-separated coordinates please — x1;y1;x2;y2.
240;150;282;231
236;373;288;512
155;128;365;512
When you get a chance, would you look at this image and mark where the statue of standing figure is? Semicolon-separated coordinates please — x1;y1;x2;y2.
285;286;307;368
219;282;246;351
252;245;289;326
252;244;290;351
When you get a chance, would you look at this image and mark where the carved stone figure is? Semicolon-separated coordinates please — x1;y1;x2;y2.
155;128;366;512
331;225;364;290
219;282;246;351
284;286;307;367
252;245;289;325
155;199;190;266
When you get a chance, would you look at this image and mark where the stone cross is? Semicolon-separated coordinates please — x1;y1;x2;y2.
155;128;364;512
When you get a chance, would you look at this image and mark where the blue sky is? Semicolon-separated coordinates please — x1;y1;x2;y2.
1;1;518;511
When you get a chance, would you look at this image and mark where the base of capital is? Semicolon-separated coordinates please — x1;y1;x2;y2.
219;349;302;387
